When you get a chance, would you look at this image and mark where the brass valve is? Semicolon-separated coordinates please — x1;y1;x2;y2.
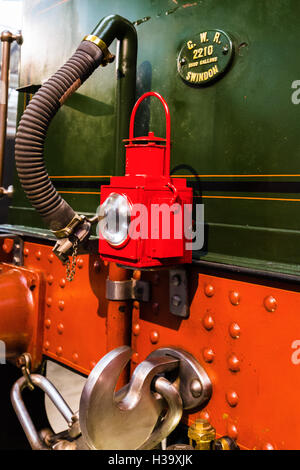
188;419;216;450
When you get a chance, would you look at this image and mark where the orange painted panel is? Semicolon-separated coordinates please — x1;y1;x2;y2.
132;268;300;450
0;262;43;369
21;242;131;376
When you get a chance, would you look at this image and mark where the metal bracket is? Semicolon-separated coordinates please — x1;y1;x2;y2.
106;278;150;302
169;268;189;318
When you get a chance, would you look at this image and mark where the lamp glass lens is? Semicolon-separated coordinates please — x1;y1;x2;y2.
100;193;131;246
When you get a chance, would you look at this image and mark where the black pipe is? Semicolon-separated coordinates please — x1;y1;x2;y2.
15;15;137;234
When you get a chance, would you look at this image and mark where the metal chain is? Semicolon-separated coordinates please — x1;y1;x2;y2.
17;353;34;391
66;240;78;282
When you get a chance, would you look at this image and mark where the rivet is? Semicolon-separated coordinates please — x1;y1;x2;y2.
48;253;54;263
190;379;202;398
150;331;159;344
89;361;96;370
264;295;277;312
45;319;51;329
72;353;79;363
133;301;140;310
227;423;238;440
44;341;50;351
23;248;29;257
228;354;240;372
59;278;66;288
204;284;215;297
77;258;84;269
58;300;65;311
152;302;160;315
93;260;101;272
46;297;52;307
132;352;139;364
56;346;63;356
229;322;241;339
202;314;214;331
35;250;42;260
226;390;239;407
202;348;215;363
199;410;210;421
57;323;64;334
229;291;240;306
47;274;54;285
132;323;140;336
261;442;275;450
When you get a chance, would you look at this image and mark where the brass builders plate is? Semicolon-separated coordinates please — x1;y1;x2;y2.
177;30;234;86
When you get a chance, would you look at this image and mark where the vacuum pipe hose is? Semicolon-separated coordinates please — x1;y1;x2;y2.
15;15;136;234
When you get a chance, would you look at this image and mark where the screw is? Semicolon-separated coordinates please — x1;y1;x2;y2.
190;379;202;398
172;295;181;307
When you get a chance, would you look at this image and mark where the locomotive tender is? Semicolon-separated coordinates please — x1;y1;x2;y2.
0;0;299;450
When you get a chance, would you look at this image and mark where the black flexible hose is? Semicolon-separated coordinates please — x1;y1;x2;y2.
15;41;103;232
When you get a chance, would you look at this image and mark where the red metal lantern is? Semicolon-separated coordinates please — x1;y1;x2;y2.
98;92;193;268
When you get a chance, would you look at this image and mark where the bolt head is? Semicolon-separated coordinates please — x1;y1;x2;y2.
190;378;202;398
172;274;181;287
172;295;181;307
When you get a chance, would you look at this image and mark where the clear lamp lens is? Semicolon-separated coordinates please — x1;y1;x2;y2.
100;193;131;246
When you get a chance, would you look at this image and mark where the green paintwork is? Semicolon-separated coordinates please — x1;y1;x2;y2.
8;0;300;276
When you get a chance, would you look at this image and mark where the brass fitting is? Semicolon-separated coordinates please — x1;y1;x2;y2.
188;419;216;450
83;34;115;66
52;213;86;239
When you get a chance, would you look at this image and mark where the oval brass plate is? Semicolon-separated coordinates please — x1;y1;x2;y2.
177;29;234;86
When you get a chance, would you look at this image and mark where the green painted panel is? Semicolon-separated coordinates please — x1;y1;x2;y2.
9;0;300;275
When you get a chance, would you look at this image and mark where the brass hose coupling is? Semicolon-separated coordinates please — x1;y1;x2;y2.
83;34;115;66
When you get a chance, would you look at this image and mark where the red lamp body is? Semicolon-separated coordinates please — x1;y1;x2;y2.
98;92;193;268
